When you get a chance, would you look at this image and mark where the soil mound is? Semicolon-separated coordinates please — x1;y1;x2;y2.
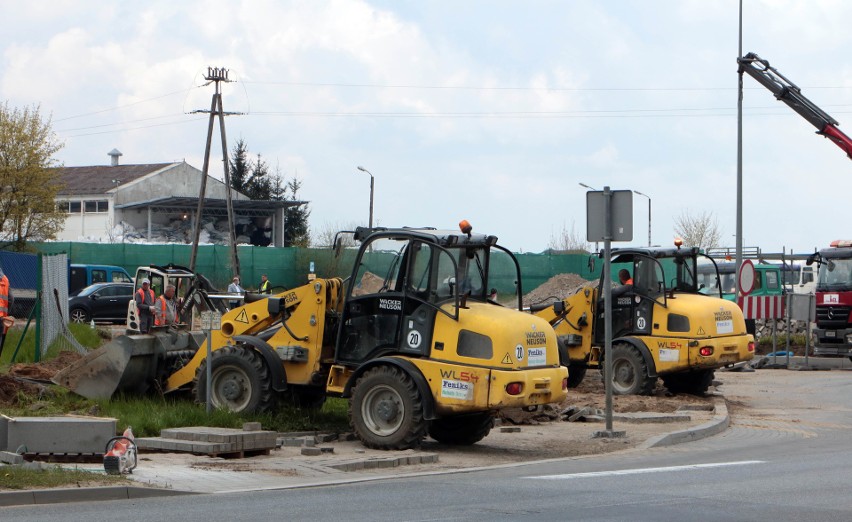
523;273;592;307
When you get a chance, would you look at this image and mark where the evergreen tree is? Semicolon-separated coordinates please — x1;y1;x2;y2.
229;139;251;194
283;177;311;247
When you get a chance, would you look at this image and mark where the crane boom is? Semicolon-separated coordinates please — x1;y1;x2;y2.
738;52;852;159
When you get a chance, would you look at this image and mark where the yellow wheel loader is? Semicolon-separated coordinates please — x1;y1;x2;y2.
54;223;568;450
532;242;755;395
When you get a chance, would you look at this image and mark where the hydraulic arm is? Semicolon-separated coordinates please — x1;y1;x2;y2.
738;52;852;159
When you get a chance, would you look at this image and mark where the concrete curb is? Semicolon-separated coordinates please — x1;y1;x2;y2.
0;485;195;507
637;396;729;449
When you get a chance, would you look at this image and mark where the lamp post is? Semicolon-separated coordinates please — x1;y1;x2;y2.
633;190;651;247
579;183;600;252
356;166;374;229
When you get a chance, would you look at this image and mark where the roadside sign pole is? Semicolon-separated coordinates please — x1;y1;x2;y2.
602;187;614;433
201;311;222;414
586;185;631;439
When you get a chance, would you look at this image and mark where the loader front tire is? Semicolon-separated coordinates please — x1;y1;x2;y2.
350;365;427;450
428;412;493;445
609;343;655;395
194;345;276;413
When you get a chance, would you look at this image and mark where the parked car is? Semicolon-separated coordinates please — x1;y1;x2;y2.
68;282;135;324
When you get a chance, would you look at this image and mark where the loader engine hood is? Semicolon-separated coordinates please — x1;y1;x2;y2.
664;293;747;337
434;302;560;369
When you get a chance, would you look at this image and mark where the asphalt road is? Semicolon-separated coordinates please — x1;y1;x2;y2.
5;369;852;521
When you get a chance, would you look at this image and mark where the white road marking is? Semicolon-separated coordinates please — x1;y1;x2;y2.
524;460;764;480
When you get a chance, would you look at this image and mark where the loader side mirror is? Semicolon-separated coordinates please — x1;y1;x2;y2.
806;254;816;266
587;256;595;273
334;237;343;258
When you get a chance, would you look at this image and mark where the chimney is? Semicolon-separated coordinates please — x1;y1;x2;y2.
108;148;123;166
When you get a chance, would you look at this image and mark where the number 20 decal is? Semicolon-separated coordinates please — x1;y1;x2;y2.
408;330;422;348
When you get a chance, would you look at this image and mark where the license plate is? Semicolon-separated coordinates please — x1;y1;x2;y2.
826;331;836;338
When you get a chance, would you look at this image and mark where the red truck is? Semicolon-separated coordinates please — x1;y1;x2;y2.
808;241;852;359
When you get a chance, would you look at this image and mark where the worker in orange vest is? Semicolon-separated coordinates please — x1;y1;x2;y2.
134;278;156;333
154;284;178;327
0;266;13;358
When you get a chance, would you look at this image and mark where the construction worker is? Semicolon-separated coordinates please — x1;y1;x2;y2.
258;274;271;294
154;284;178;327
135;278;156;333
0;265;14;358
613;269;634;298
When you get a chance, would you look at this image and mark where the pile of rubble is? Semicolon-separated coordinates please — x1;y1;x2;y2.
523;273;593;308
78;216;272;246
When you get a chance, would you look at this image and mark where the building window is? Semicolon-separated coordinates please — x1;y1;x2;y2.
84;200;109;213
68;201;82;213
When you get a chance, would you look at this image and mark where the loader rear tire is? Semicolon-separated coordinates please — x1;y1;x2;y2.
350;365;427;450
662;369;714;395
566;362;587;388
193;345;276;413
609;343;655;395
428;412;493;445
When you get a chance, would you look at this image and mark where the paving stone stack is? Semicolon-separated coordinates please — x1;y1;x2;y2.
136;425;277;457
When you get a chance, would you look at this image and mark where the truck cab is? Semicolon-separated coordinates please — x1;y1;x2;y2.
808;241;852;357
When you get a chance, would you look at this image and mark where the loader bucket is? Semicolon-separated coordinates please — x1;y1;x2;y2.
53;330;202;400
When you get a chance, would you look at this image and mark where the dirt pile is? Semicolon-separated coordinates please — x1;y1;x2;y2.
523;273;592;307
0;351;83;407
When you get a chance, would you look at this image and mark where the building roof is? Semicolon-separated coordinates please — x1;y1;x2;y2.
115;196;306;217
54;163;175;196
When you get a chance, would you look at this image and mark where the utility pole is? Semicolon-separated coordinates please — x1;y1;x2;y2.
189;67;243;279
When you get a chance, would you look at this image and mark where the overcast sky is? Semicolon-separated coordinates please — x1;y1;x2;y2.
2;1;851;254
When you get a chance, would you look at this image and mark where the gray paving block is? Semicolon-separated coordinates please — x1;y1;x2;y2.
301;447;322;456
1;415;115;454
0;451;24;464
500;426;521;433
242;422;262;431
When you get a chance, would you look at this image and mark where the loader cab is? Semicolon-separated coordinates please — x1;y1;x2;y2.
126;264;198;332
594;246;717;343
335;226;522;365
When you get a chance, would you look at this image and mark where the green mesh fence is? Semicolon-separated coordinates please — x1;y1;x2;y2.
31;242;601;293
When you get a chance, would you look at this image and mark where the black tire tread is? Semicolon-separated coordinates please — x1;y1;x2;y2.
192;344;277;413
349;365;427;450
609;342;655;395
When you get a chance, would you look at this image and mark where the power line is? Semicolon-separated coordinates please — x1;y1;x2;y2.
53;87;201;122
241;80;852;92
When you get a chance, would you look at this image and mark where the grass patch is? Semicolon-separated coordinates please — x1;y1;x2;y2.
4;388;351;437
93;394;351;436
1;322;107;366
0;465;127;491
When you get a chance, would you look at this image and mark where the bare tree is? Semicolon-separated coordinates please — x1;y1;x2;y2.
673;210;722;250
312;221;360;248
547;221;590;253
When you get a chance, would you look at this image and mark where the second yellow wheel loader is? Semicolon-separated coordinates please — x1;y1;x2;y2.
532;242;755;395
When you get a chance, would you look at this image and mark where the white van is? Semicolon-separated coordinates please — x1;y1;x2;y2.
781;264;816;295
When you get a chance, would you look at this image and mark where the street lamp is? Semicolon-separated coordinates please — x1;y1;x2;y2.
579;182;600;252
356;165;374;229
633;190;651;247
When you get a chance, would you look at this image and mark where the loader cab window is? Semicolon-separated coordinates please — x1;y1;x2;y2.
338;236;440;365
